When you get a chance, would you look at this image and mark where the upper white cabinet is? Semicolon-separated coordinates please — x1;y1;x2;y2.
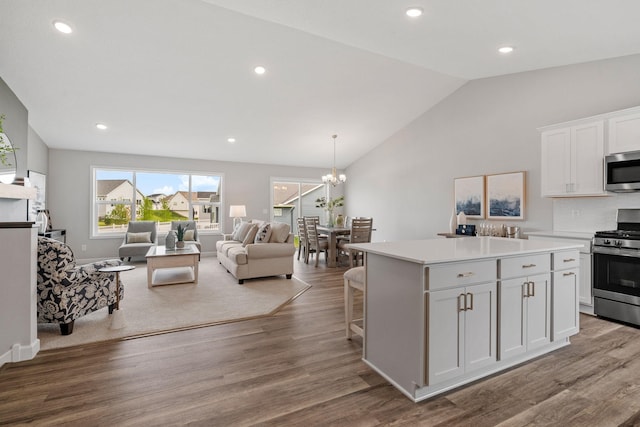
541;120;605;197
607;108;640;154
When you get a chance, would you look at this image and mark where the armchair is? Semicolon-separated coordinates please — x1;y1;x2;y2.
170;220;201;252
37;236;124;335
118;221;157;261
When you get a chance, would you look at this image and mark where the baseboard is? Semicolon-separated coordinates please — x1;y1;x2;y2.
0;339;40;367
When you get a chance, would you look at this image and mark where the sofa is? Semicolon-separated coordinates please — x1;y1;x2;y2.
216;221;296;284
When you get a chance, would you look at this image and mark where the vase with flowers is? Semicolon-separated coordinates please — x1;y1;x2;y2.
315;195;344;227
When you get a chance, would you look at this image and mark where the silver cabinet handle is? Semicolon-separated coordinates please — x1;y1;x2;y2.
563;272;576;276
523;282;529;298
522;264;536;268
466;292;473;311
563;258;576;262
528;281;535;297
457;272;474;278
458;293;466;312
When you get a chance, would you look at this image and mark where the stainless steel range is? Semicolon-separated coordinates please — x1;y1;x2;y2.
593;208;640;326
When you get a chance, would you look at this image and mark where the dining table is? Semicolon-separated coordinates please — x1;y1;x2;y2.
316;225;351;267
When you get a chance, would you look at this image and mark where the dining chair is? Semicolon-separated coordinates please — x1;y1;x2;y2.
338;217;373;267
304;217;329;266
296;217;308;261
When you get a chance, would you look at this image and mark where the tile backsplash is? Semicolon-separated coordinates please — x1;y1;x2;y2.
553;192;640;232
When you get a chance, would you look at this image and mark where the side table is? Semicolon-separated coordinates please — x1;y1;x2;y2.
99;265;135;329
39;228;66;243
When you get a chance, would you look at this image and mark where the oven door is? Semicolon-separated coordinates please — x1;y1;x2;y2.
593;246;640;301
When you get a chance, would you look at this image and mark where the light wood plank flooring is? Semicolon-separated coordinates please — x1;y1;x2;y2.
1;258;640;426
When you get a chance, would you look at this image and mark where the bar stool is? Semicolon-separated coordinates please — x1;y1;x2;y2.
344;266;365;340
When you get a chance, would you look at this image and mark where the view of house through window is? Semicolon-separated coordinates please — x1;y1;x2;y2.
93;168;222;236
272;180;325;231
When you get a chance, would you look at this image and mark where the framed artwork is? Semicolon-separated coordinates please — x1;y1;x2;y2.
454;175;485;219
486;171;526;220
27;170;46;222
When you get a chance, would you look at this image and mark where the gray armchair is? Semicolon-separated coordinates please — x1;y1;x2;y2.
119;221;157;261
171;220;201;252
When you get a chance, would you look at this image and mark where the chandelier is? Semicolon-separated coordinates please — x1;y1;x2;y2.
322;134;346;186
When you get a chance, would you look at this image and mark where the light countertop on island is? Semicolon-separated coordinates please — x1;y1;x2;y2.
526;230;594;240
348;236;583;265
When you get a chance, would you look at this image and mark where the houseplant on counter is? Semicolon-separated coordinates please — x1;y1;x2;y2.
315;195;344;227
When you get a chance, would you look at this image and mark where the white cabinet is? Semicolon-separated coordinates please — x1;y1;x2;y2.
608;109;640;154
499;273;550;360
527;233;592;309
551;251;580;340
540;120;605;197
427;282;497;385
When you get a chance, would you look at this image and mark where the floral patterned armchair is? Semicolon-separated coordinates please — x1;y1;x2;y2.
37;236;124;335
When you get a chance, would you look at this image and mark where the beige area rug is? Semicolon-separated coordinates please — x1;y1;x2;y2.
38;258;311;350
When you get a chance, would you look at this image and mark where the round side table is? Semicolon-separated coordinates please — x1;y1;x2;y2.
99;265;135;329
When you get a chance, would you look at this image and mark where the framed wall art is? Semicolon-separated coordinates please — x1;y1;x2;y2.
486;171;526;220
27;170;46;222
454;175;485;219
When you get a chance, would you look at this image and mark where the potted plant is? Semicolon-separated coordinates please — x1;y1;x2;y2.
315;195;344;227
176;223;188;249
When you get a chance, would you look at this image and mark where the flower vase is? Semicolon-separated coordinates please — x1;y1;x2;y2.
326;210;335;227
176;240;185;249
165;230;176;250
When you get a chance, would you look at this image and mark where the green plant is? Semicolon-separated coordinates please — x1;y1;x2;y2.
315;195;344;211
176;223;188;241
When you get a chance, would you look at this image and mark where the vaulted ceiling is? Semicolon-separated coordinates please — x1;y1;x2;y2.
2;0;640;169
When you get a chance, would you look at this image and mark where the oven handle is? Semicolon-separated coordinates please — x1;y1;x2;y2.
593;246;640;257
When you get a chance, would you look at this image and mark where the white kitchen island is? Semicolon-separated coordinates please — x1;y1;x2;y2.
348;237;582;402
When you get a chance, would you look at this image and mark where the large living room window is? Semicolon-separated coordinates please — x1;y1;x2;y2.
92;168;223;237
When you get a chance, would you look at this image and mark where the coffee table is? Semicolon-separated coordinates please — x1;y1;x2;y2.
145;245;200;288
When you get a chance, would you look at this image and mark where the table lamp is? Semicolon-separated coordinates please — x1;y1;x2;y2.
229;205;247;229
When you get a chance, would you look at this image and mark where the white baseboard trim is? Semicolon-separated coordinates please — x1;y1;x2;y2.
0;339;40;367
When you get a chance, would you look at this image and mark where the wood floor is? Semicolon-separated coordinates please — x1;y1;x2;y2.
2;258;640;426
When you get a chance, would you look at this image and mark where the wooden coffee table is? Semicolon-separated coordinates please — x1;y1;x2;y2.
145;245;200;288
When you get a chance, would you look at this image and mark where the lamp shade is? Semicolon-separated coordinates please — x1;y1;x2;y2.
229;205;246;218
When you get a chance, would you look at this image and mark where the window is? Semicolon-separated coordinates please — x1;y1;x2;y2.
271;179;325;231
92;168;223;237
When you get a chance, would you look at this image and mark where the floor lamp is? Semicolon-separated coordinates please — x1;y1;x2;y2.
229;205;246;230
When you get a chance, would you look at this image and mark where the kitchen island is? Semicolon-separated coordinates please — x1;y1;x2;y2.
348;237;582;402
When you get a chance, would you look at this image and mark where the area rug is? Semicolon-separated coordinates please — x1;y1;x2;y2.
37;258;311;350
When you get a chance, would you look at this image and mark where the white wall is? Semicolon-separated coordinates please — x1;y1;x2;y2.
346;54;640;242
48;149;329;259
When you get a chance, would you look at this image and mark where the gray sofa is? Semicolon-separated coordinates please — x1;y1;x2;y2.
118;221;157;261
216;221;296;284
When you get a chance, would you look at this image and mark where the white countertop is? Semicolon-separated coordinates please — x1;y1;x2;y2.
526;230;594;240
349;236;582;265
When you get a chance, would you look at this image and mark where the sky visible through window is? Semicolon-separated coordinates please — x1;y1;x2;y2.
97;170;220;196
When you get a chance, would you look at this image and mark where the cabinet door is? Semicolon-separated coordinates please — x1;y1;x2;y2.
579;252;592;306
427;288;465;385
608;111;640;154
526;274;551;351
552;269;580;340
571;121;605;195
499;278;527;360
464;282;497;372
541;128;571;196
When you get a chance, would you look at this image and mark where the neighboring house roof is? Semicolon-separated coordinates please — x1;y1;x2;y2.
274;183;323;205
96;179;130;197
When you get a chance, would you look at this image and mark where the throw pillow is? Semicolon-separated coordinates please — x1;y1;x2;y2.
254;223;272;243
127;232;152;244
242;224;259;247
269;222;291;243
183;229;195;241
232;222;252;242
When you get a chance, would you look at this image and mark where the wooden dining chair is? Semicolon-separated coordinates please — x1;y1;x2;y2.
304;217;329;266
338;217;373;267
296;217;308;261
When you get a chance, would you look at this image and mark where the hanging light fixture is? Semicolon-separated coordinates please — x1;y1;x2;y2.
322;134;346;186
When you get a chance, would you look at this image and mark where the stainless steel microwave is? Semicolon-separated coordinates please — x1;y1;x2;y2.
606;151;640;192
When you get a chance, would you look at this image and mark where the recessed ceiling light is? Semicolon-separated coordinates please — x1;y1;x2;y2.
227;137;236;143
53;20;73;34
498;46;515;54
96;123;108;130
406;7;424;17
254;66;266;75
